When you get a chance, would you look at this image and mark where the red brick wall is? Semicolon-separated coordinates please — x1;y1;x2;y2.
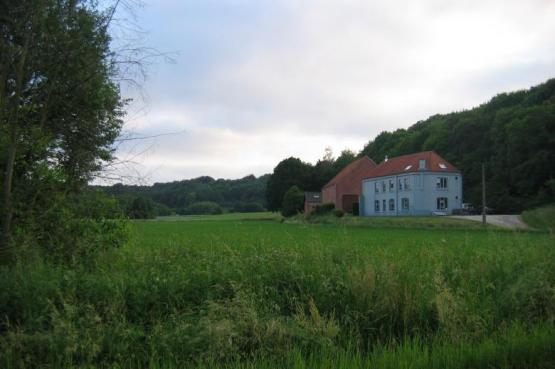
330;159;375;211
322;184;337;207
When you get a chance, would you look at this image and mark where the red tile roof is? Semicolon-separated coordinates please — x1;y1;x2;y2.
323;156;376;189
364;151;459;179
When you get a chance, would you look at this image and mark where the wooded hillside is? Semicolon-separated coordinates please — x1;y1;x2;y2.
360;78;555;213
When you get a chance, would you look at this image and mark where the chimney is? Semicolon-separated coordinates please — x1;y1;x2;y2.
384;155;388;162
419;159;426;170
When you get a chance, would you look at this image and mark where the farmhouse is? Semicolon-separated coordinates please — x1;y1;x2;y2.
322;156;377;213
360;151;462;216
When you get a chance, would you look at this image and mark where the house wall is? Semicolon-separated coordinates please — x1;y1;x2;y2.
361;172;462;216
322;184;336;206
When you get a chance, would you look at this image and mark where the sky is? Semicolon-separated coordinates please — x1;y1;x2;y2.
111;0;555;184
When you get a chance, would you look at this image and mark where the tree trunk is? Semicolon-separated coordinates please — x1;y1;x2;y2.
0;140;16;259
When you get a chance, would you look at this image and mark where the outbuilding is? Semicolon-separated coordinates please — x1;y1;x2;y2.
322;156;377;213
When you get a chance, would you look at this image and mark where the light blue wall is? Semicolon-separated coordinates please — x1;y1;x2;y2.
360;172;462;216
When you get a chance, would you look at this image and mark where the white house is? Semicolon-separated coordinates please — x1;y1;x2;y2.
360;151;462;216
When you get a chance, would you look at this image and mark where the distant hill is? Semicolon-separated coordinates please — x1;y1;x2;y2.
99;174;269;215
360;78;555;213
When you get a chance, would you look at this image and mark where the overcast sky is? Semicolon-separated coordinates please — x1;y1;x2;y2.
112;0;555;184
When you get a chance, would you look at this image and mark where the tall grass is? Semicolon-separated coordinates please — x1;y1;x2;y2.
522;204;555;232
1;220;554;368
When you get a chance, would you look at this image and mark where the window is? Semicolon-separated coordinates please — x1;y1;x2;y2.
375;182;379;193
389;199;395;211
436;177;448;189
419;159;426;169
382;200;386;212
401;198;409;210
404;177;410;190
398;179;403;191
374;200;380;212
382;181;386;192
437;197;448;210
389;179;394;191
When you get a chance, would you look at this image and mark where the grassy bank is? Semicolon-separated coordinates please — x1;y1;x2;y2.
1;218;554;368
522;204;555;232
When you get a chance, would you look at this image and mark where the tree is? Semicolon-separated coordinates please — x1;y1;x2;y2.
265;158;311;211
128;197;155;219
0;1;126;259
281;185;304;217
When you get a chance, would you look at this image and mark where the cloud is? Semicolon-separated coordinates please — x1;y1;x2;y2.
111;0;555;184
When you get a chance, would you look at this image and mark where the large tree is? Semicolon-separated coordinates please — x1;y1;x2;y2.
0;0;125;257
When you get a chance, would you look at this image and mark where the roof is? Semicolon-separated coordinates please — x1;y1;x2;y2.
305;192;322;203
323;156;377;189
364;151;459;179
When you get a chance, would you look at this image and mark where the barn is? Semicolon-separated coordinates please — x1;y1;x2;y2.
321;156;377;213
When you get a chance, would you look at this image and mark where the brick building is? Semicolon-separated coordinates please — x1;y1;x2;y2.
321;156;377;213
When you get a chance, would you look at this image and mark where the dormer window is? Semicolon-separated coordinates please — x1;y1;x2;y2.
438;163;447;169
419;159;426;169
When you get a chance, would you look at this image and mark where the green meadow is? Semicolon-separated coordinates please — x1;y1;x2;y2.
1;214;554;368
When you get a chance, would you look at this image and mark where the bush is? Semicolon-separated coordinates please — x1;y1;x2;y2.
281;186;304;217
333;209;345;218
181;201;223;215
232;202;266;213
127;197;156;219
311;203;335;215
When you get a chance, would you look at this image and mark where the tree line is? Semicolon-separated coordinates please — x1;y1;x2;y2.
99;174;269;218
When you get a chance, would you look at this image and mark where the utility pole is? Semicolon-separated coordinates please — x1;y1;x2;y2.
482;163;486;226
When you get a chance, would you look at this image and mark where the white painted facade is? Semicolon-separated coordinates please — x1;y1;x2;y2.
360;171;462;216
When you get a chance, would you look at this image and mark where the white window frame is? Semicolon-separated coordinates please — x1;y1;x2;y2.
389;199;395;211
375;182;379;193
374;200;380;212
382;199;386;212
389;179;394;192
436;177;448;189
437;197;448;210
404;177;410;190
401;198;409;210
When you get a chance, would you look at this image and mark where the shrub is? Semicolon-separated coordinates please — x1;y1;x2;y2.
281;186;305;217
233;202;266;213
311;203;335;215
181;201;223;215
333;209;345;218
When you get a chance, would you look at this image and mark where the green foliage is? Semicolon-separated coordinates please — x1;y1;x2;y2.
311;203;335;215
180;201;223;215
266;158;312;211
266;151;359;212
521;204;555;232
0;0;126;260
360;79;555;213
333;209;345;218
281;186;305;217
100;175;268;214
0;219;554;367
128;197;156;219
232;202;266;213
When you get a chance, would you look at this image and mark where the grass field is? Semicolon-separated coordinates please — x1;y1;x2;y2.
1;214;554;368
